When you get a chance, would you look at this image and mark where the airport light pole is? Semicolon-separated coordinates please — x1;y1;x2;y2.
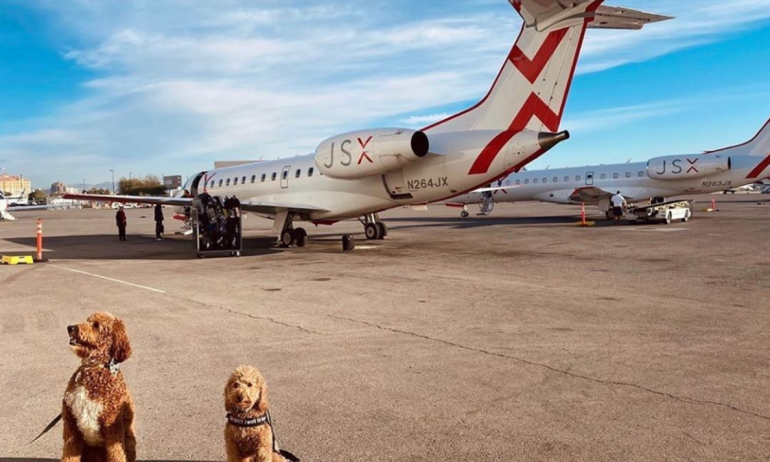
110;169;115;194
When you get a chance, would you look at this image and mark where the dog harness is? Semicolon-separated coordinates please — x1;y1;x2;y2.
226;411;271;428
225;410;301;462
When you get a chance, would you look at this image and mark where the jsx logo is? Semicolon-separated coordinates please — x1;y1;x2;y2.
357;136;373;165
656;158;699;175
323;136;375;169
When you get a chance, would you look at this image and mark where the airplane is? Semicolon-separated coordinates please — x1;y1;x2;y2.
65;0;669;247
0;191;57;220
448;117;770;218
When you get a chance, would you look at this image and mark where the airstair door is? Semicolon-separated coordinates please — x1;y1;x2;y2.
281;166;290;189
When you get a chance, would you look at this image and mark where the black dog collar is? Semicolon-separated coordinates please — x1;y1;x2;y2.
226;412;270;428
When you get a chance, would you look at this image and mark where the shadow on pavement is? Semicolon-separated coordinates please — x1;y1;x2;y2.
2;234;281;260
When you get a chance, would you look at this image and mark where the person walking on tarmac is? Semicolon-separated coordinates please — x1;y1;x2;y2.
154;203;165;241
611;191;628;224
116;205;128;241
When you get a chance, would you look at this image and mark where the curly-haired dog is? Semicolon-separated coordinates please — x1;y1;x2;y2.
63;312;136;462
224;365;287;462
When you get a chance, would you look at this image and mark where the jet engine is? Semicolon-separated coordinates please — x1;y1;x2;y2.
315;128;430;180
646;154;730;180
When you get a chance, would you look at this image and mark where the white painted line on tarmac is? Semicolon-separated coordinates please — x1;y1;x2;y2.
51;265;166;294
618;228;689;233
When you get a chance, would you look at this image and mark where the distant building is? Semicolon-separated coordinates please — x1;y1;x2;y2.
50;182;68;196
163;175;183;190
0;175;31;197
66;186;80;194
214;161;261;169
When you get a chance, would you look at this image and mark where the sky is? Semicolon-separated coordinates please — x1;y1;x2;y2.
1;0;770;188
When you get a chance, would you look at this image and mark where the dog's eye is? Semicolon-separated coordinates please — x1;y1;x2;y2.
232;383;239;389
247;382;253;388
92;322;100;329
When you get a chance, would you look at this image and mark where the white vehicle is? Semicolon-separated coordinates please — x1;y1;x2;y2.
65;0;668;247
450;117;770;218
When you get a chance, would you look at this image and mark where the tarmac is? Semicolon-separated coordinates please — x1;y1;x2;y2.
1;194;769;462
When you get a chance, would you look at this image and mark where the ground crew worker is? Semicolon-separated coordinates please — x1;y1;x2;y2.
116;206;127;241
154;203;164;241
611;191;627;223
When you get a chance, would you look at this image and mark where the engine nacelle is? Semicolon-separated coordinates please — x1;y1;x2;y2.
646;154;730;180
315;128;430;180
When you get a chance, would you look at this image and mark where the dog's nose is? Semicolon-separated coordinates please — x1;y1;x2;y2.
67;325;76;334
237;395;244;403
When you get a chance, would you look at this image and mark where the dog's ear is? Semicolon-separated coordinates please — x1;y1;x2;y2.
253;377;269;414
224;375;235;411
110;318;132;363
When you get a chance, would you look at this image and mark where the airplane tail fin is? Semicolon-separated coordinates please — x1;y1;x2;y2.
423;1;671;137
710;117;770;180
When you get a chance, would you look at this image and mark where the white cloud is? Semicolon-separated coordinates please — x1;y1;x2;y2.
2;0;770;186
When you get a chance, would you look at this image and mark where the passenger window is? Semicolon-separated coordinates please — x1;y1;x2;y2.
261;174;266;182
543;178;547;184
242;176;246;184
251;175;256;183
505;180;510;186
525;179;530;185
564;176;569;182
576;175;581;181
210;181;215;188
233;177;238;185
553;177;558;183
638;171;644;177
515;180;521;185
226;178;231;186
533;178;538;184
613;173;619;179
218;179;223;187
308;167;314;177
271;172;277;181
625;172;631;178
282;170;288;180
295;169;301;178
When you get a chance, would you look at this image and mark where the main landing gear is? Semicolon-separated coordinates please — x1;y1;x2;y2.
361;213;388;240
278;214;308;248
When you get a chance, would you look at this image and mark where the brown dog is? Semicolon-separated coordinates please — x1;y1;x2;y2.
63;312;136;462
224;365;287;462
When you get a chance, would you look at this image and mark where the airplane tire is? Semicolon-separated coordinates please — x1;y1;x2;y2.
461;211;470;218
295;228;308;247
365;223;380;240
377;222;388;239
280;229;295;247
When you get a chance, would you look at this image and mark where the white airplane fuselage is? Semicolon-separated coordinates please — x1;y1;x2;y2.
454;152;770;212
184;131;542;221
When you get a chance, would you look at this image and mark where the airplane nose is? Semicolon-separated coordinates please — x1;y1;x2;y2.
67;325;76;334
538;130;570;152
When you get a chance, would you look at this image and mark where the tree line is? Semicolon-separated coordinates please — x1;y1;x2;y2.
118;175;165;196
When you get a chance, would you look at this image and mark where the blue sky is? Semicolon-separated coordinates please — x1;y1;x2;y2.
1;0;770;188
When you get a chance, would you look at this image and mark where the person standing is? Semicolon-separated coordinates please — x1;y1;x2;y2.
610;191;627;224
116;206;127;241
154;203;164;241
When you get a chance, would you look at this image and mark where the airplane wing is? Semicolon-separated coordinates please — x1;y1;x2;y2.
7;204;61;211
63;193;192;207
64;193;327;216
473;185;522;194
569;186;613;203
591;6;673;30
